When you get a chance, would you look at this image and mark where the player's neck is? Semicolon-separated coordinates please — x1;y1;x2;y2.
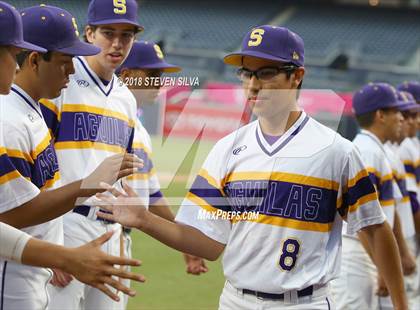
85;56;114;81
13;73;41;102
363;127;386;144
259;110;302;136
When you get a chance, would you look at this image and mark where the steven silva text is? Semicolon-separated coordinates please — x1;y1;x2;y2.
197;209;260;221
121;76;200;87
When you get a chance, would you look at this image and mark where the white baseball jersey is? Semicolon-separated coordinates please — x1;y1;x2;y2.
384;142;416;238
0;85;62;240
40;56;137;310
411;136;420;193
351;130;395;227
399;137;419;196
122;119;162;207
40;56;136;194
0;85;62;309
176;112;385;293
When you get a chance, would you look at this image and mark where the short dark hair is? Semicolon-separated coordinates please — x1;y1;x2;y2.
355;111;376;128
83;25;98;43
355;108;398;128
283;63;303;98
16;51;52;68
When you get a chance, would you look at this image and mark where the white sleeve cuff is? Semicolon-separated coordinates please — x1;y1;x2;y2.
0;223;32;263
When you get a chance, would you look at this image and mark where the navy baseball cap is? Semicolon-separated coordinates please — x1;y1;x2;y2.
0;1;45;52
87;0;143;31
397;91;419;112
397;81;420;102
21;5;100;56
117;41;181;74
352;83;404;116
224;25;304;67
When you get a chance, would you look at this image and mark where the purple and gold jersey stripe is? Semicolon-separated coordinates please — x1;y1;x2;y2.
186;169;378;232
403;160;416;179
52;104;135;153
0;151;23;185
339;170;378;215
40;99;60;138
0;138;59;189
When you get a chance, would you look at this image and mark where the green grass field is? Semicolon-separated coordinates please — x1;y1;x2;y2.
127;136;225;309
127;230;224;310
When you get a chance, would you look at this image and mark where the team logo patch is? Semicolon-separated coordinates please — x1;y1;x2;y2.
233;145;247;155
77;80;90;87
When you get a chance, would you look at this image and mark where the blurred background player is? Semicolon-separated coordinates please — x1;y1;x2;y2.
397;83;420;308
97;25;406;310
38;0;143;309
381;91;418;309
331;82;410;310
398;82;420;237
115;39;208;308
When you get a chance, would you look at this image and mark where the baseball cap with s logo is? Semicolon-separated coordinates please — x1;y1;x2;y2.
224;25;304;67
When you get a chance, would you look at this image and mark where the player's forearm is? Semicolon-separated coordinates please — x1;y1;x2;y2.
357;230;376;264
0;180;98;228
393;212;411;259
139;211;224;261
360;222;407;310
149;197;175;221
413;209;420;236
21;238;72;270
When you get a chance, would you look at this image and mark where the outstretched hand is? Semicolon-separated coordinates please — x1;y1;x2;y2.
96;182;148;229
62;230;145;301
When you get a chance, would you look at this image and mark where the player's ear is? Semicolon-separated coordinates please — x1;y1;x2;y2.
375;109;386;124
292;67;305;89
27;52;40;72
84;26;95;44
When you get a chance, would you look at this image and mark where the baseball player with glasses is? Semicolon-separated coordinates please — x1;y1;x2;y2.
95;25;407;309
0;2;143;308
38;0;145;309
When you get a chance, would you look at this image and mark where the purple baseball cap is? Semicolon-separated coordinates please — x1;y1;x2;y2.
352;83;405;116
397;81;420;102
0;1;45;52
20;5;100;56
224;25;304;67
87;0;143;31
397;91;419;112
117;41;181;74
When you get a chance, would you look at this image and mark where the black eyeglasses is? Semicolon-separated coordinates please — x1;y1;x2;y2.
236;65;297;82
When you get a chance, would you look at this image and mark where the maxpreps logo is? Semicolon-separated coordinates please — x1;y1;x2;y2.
233;145;247;155
77;80;90;88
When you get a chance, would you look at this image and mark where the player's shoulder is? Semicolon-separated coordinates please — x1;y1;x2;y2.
300;116;355;157
399;137;417;156
0;93;35;130
213;119;257;151
134;119;152;144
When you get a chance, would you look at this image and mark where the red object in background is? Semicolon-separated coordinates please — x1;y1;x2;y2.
163;103;250;141
161;84;352;141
